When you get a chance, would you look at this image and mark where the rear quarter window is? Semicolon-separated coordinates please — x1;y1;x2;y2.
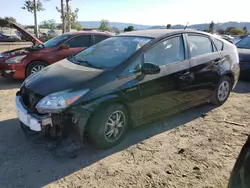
214;38;224;51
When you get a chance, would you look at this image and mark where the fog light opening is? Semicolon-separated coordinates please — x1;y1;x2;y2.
72;113;80;124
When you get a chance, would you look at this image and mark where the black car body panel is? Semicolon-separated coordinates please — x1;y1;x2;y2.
16;29;240;143
24;60;104;96
237;49;250;76
235;36;250;77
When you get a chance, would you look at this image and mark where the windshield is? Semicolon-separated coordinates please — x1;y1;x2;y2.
236;37;250;49
71;36;152;69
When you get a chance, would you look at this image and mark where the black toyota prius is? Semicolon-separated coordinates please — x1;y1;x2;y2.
16;29;240;149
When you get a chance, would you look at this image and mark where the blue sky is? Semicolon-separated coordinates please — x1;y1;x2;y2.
1;0;249;26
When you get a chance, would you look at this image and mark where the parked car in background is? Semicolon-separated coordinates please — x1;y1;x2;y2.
235;36;250;79
0;32;21;42
232;34;248;44
0;21;113;79
16;29;240;149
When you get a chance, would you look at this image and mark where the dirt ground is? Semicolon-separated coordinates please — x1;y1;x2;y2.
0;44;250;188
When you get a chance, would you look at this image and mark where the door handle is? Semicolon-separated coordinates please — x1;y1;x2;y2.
213;58;222;65
181;71;190;75
177;71;190;80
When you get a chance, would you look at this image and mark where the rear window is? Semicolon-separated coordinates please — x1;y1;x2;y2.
214;38;224;51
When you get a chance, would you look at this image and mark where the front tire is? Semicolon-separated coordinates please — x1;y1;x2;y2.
87;104;129;149
26;61;48;78
211;76;232;105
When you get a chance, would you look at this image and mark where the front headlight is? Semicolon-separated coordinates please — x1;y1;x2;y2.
36;89;89;113
5;55;26;64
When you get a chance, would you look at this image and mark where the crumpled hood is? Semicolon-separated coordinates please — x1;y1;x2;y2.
237;48;250;62
25;59;104;96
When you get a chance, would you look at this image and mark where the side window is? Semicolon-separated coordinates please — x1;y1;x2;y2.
120;57;142;77
65;35;90;48
94;35;109;44
214;38;224;51
144;36;185;66
187;35;213;58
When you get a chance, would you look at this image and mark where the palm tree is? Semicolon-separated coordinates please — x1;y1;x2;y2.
66;0;71;32
61;0;66;33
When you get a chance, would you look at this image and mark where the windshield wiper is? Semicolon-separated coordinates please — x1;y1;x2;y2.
72;57;102;69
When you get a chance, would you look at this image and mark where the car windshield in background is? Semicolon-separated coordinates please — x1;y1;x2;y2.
43;34;71;48
236;37;250;49
71;36;152;69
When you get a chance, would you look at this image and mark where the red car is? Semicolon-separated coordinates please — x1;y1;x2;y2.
0;21;113;79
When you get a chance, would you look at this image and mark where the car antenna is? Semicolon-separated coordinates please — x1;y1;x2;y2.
184;22;189;30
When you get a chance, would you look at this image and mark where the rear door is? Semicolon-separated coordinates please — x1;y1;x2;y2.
185;34;224;101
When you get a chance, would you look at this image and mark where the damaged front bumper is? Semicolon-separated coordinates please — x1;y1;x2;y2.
15;94;92;143
16;95;51;131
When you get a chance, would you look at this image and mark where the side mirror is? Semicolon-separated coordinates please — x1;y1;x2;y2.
58;44;69;51
141;63;160;75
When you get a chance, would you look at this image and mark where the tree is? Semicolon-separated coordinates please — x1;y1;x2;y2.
166;24;171;29
0;17;9;29
66;0;71;32
229;28;245;35
22;0;49;37
40;19;56;29
4;17;17;23
225;27;245;35
217;29;225;35
203;29;210;33
243;26;248;34
99;19;110;31
209;21;215;33
56;1;79;32
71;22;82;31
124;26;134;32
56;0;66;33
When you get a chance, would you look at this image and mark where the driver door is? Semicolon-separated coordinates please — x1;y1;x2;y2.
138;35;194;122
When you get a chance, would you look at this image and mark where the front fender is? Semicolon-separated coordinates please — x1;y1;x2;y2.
71;94;132;142
79;94;127;113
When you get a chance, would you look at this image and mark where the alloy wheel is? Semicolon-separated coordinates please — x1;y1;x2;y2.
31;65;45;75
217;80;230;101
104;110;126;142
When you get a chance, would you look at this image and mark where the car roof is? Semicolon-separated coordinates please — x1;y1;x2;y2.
64;31;114;36
118;29;199;38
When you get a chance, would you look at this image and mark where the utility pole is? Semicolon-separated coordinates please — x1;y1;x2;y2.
33;0;39;37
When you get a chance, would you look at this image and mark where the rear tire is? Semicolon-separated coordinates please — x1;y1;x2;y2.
87;104;129;149
26;61;48;78
211;76;232;105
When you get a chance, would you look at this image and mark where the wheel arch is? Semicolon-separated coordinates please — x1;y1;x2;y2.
25;60;49;77
83;95;134;135
222;70;235;88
